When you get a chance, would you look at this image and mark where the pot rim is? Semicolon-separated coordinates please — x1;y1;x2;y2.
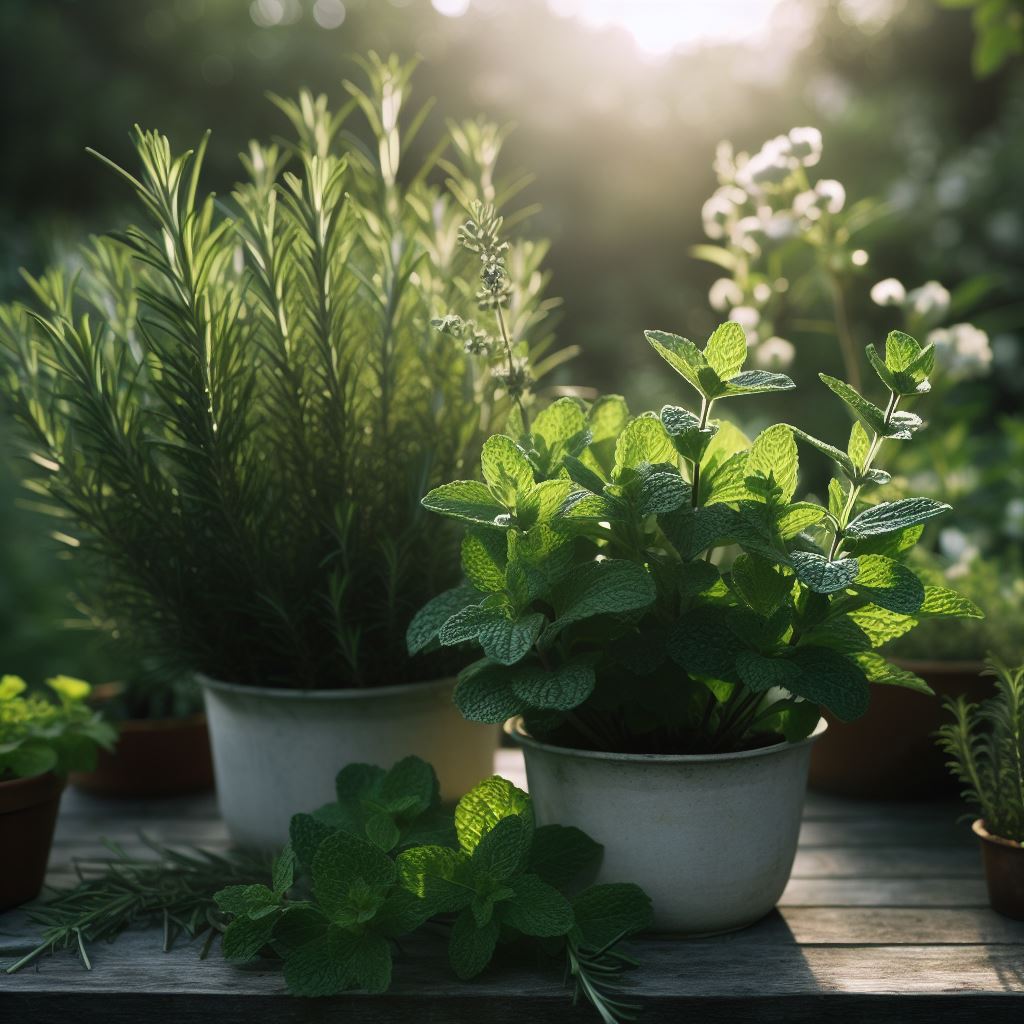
196;673;455;702
973;818;1024;850
0;770;64;814
505;715;828;765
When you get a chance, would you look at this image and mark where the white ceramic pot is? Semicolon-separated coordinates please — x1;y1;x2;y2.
507;716;827;934
200;676;497;849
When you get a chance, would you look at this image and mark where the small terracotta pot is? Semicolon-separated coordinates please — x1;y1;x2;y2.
809;659;988;800
69;684;214;798
974;819;1024;920
0;771;64;911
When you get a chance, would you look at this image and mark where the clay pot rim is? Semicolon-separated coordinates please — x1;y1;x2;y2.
196;673;455;702
505;715;828;765
892;658;987;674
0;770;64;814
973;818;1024;850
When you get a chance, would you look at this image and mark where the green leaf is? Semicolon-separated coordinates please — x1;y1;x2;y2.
847;422;871;472
787;646;870;721
312;832;396;921
846;604;916;647
586;395;630;474
531;397;588;450
281;926;347;996
613;415;676;474
716;369;795;396
570;883;653;948
661;404;718;463
704;321;747;379
791;426;856;480
644;329;708;395
481;434;535;506
406;585;481;655
454;660;528;724
510;660;596;711
501;873;574;937
735;652;802;693
818;374;886;435
461;530;507;593
271;906;330;957
747;424;798;503
845;498;950;539
373;888;435;938
472;813;533;882
215;883;279;918
272;845;296;896
635;464;691;517
790;552;859;594
222;913;278;963
845;523;924;558
777;502;827;539
528;825;602;889
290;812;336;871
421;480;509;526
328;927;392;994
455;776;532;855
335;763;386;802
545;559;656;643
397;845;475;913
702;450;750;505
854;651;933;694
438;604;544;665
8;742;58;779
918;585;984;618
865;343;899;392
852;555;925;614
730;554;793;616
449;909;499;980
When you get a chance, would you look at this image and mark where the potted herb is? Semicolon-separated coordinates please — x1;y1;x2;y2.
0;674;115;910
68;674;214;798
938;659;1024;920
415;320;977;933
0;56;561;848
811;554;1021;798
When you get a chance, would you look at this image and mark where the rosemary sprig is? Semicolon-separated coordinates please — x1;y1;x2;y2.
4;838;271;975
565;931;645;1024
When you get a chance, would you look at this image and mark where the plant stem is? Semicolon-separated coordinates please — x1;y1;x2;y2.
690;397;713;508
494;302;529;432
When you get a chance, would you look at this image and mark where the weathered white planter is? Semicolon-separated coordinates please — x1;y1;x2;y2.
507;716;827;934
200;676;496;849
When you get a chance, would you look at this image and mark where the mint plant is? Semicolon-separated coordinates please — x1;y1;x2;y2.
0;674;115;779
0;55;561;694
414;321;982;753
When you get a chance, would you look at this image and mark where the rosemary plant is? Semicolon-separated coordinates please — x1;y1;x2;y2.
938;659;1024;843
0;54;561;691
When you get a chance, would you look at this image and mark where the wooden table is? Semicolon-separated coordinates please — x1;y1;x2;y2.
3;751;1023;1022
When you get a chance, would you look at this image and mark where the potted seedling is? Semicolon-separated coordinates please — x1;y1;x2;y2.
811;554;1021;798
938;659;1024;920
415;319;977;933
0;674;115;910
0;56;563;848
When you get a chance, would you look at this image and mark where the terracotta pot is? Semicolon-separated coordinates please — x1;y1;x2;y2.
974;819;1024;920
0;771;64;911
70;684;214;798
809;659;988;800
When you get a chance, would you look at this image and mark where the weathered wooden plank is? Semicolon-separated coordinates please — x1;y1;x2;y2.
791;845;979;877
798;816;971;847
780;877;989;907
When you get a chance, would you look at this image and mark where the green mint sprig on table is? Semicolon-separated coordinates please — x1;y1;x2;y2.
412;321;982;754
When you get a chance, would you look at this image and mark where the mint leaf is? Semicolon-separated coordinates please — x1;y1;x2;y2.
281;926;346;996
422;480;509;526
290;812;336;871
717;370;795;396
481;434;535;506
918;585;983;618
215;883;278;917
328;928;392;994
818;374;887;435
510;660;596;711
406;585;481;655
852;554;925;614
635;463;691;516
570;883;653;948
472;813;533;882
528;824;602;889
449;909;499;980
613;415;676;474
777;502;826;539
312;832;396;921
730;554;793;616
271;906;329;957
501;873;574;937
747;424;798;503
791;425;856;479
455;776;532;854
545;559;656;643
397;845;475;913
845;498;950;539
661;404;718;463
461;530;507;592
222;913;278;963
644;329;708;395
787;646;870;720
379;756;438;817
586;395;631;473
735;651;802;693
790;551;859;594
704;320;747;379
439;604;544;665
272;845;296;896
454;660;528;723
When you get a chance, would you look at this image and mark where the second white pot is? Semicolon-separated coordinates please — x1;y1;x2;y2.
200;675;497;849
508;716;826;934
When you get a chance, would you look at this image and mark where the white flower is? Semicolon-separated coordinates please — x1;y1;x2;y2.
701;193;734;240
754;336;795;370
753;281;773;304
927;322;992;381
870;278;906;307
729;306;761;331
815;179;845;214
736;136;796;191
792;189;821;220
762;210;798;240
788;126;823;167
906;280;951;322
709;278;744;312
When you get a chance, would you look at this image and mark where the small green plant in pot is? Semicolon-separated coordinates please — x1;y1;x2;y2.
0;674;115;910
0;56;563;846
413;320;978;932
938;659;1024;920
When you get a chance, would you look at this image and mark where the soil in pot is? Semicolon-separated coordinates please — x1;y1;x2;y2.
809;660;989;800
973;820;1024;921
0;772;64;911
70;683;215;798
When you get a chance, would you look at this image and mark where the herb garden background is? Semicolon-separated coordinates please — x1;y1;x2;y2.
1;0;1023;1020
